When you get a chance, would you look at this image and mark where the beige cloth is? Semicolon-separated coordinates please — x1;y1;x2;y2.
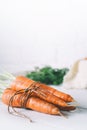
63;58;87;89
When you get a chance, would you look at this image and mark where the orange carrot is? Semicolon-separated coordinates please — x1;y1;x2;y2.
2;88;62;116
9;76;70;107
41;84;74;102
10;76;74;102
32;89;68;107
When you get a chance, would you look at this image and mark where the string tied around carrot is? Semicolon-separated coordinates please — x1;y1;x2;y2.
2;87;65;122
7;82;50;122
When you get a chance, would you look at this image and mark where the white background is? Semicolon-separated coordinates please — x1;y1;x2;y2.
0;0;87;73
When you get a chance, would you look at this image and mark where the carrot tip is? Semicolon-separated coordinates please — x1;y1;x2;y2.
29;119;34;123
72;99;77;102
68;101;80;107
59;112;67;118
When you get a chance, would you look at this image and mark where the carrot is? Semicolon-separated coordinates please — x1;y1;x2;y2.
58;106;76;111
2;88;63;116
32;88;68;107
84;57;87;60
9;76;70;107
39;83;74;102
10;76;74;102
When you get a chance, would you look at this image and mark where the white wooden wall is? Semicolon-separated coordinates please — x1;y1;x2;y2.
0;0;87;73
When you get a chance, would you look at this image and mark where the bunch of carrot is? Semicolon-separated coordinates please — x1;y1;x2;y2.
1;76;76;122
